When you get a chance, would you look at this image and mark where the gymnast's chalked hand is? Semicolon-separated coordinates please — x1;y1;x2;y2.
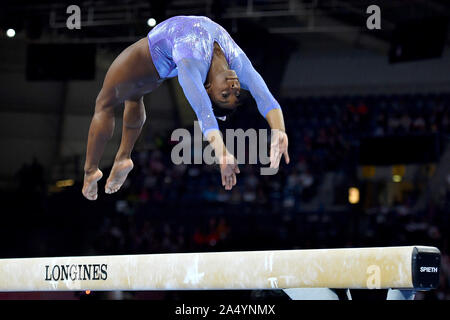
219;153;240;191
270;130;290;169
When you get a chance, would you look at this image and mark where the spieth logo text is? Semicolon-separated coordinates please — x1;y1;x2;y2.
420;266;438;273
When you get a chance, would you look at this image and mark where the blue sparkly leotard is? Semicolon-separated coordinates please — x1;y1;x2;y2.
147;15;281;135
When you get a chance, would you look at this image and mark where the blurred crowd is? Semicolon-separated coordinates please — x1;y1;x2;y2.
1;92;449;300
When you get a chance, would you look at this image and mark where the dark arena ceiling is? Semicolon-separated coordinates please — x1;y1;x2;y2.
0;0;449;45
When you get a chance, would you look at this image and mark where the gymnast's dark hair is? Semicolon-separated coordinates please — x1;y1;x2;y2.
211;103;237;118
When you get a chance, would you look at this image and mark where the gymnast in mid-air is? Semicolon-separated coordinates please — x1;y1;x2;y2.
82;15;290;200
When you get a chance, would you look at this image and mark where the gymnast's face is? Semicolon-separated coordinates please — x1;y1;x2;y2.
206;69;241;117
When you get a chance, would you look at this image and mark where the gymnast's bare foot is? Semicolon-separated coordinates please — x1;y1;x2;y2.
82;169;103;200
105;158;134;194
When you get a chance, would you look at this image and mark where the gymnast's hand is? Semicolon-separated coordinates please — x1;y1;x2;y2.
219;153;240;191
270;129;290;169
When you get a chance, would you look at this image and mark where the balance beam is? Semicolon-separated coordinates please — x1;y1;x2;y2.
0;246;440;292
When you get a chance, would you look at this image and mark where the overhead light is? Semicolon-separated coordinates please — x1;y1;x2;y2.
6;28;16;38
147;18;156;27
392;175;402;183
348;187;360;204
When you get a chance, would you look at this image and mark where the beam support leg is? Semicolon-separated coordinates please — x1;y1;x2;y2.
282;288;342;300
386;289;416;300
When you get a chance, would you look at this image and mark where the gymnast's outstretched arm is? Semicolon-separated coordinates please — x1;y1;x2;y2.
176;58;240;190
232;53;290;168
